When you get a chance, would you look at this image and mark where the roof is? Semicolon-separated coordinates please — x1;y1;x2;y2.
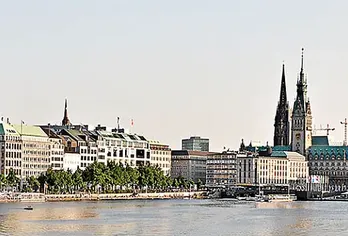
270;151;287;157
272;145;292;151
308;145;348;160
312;136;329;146
284;151;306;160
12;124;47;137
41;128;61;139
0;123;20;136
61;129;85;142
171;150;217;156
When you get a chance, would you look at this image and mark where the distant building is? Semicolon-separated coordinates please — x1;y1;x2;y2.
237;151;258;185
308;141;348;190
62;99;72;127
59;129;98;170
12;124;50;178
0;123;22;177
236;150;309;190
149;140;171;176
94;130;150;167
171;150;213;183
206;151;238;187
42;128;64;170
182;136;209;152
63;153;81;172
291;49;313;155
273;64;290;146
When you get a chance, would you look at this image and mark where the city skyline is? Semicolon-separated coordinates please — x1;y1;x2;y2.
1;1;348;151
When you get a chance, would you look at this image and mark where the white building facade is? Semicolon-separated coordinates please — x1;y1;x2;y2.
149;140;171;176
13;124;50;178
0;123;22;177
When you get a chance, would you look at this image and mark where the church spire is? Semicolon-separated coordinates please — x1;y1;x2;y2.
301;48;304;72
274;63;290;146
62;99;72;127
279;63;287;105
299;48;305;84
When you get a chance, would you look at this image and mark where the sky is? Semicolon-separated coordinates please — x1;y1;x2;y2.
0;0;348;151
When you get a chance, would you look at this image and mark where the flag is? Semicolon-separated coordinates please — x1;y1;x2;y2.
131;119;134;126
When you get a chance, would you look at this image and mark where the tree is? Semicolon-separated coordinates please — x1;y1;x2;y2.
196;179;202;190
6;169;19;189
28;176;40;192
0;174;6;191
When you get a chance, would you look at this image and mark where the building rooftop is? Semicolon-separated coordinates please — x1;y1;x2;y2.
0;123;20;136
312;136;329;146
308;145;348;160
270;151;288;157
172;150;216;156
272;145;292;151
12;124;47;137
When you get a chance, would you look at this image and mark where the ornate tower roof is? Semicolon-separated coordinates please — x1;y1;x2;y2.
274;63;290;146
279;63;287;107
293;48;307;114
62;99;72;126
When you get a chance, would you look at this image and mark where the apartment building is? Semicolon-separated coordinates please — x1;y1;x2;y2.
206;151;238;187
95;129;150;167
13;124;50;178
237;152;258;185
149;140;171;176
0;123;22;176
42;128;64;170
171;150;213;183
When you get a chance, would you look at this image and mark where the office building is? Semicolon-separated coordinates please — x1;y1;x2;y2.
182;136;209;152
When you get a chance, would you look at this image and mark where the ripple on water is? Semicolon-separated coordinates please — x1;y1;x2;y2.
0;200;345;235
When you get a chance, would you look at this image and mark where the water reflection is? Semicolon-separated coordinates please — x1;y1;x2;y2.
0;200;345;235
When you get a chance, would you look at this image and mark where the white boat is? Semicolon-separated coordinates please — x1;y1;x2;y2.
264;194;297;202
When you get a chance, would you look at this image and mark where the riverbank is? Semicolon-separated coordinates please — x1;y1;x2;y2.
0;191;207;203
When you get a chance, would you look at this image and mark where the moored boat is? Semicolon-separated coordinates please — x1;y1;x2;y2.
24;206;33;210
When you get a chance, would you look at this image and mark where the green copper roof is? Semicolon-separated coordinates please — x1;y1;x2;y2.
0;123;20;136
272;145;292;151
308;146;348;160
12;124;47;137
271;151;287;157
312;136;329;146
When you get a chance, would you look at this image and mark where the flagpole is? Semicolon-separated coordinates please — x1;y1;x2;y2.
130;119;134;134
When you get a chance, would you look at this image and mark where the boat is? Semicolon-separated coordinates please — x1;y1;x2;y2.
24;206;33;210
263;194;297;202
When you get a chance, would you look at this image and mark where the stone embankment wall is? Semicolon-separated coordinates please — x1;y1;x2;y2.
45;191;206;202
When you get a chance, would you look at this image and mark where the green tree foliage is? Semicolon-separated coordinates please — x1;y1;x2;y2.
26;161;191;194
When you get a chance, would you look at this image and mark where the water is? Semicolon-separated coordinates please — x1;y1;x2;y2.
0;199;346;235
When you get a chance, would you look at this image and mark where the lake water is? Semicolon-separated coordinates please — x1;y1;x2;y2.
0;199;346;235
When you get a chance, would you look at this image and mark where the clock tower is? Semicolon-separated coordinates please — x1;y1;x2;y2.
291;48;312;156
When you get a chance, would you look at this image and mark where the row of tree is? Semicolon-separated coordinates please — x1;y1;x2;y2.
3;161;201;194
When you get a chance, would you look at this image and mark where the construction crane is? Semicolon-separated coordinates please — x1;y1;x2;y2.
341;118;348;146
313;124;335;136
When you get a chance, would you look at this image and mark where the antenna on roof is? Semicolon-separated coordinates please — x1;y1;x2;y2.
117;117;120;131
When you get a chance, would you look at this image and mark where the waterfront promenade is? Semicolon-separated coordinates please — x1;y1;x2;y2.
0;191;206;203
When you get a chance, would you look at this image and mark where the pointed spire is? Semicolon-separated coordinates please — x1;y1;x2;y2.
299;48;305;84
274;63;290;147
279;63;287;105
62;98;72;126
301;48;304;73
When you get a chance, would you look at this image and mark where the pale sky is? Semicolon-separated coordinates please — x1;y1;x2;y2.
1;1;347;151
